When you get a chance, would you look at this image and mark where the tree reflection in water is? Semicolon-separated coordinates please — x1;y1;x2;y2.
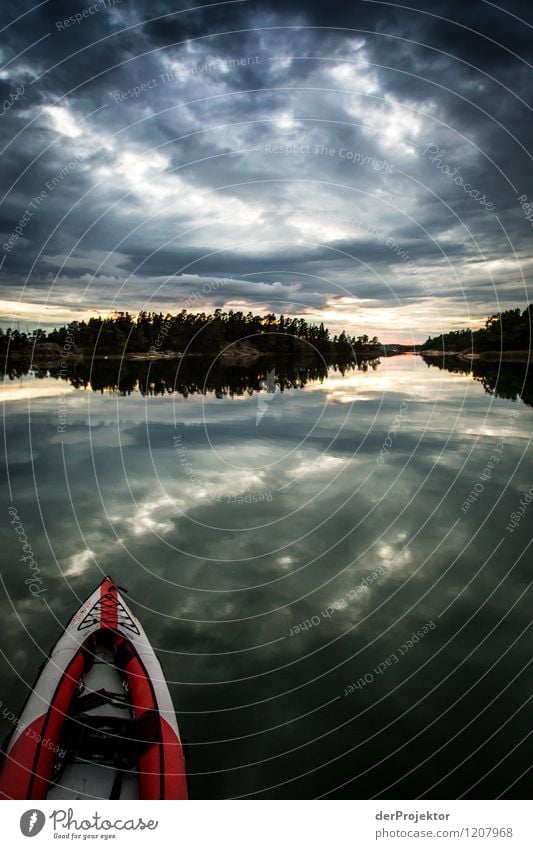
421;354;533;408
2;353;380;399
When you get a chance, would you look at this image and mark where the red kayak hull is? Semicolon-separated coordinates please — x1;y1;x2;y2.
0;577;188;800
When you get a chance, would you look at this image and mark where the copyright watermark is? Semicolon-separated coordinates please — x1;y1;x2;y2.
264;143;394;172
55;0;123;30
7;506;46;597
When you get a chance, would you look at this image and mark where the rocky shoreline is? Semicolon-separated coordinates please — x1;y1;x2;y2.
421;349;531;363
8;340;382;369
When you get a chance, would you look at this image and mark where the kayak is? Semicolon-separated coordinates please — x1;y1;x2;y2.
0;576;188;800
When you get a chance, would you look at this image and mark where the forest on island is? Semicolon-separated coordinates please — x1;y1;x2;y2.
422;305;533;353
0;309;381;359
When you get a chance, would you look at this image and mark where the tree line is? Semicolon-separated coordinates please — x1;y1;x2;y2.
0;310;381;358
422;305;532;353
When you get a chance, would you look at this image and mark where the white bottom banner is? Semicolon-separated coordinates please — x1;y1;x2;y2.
2;800;532;848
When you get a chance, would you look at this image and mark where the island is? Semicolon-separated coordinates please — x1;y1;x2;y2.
420;304;533;363
0;310;381;366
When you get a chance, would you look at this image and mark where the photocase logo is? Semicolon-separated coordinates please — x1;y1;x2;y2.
256;369;279;425
20;809;46;837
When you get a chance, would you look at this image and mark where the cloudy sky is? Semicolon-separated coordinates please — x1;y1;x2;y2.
0;0;532;342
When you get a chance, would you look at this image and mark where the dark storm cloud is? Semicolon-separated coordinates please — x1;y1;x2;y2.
0;0;532;337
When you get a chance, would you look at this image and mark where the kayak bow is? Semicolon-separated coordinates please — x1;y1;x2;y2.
0;576;188;800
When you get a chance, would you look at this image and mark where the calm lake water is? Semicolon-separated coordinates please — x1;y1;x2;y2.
1;354;532;798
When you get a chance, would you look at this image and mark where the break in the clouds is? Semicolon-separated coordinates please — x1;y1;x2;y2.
0;0;532;341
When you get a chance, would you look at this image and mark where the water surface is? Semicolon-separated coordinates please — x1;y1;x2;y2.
1;355;532;798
